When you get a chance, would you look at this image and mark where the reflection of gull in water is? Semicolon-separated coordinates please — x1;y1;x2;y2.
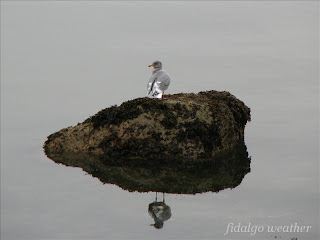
147;60;171;100
148;192;172;229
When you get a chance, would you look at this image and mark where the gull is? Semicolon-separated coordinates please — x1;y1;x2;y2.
148;192;172;229
147;60;171;100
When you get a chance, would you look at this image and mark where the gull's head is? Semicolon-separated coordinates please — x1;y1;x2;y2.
148;60;162;69
150;221;164;229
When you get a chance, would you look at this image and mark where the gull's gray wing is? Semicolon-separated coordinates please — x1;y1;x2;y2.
155;70;170;92
147;70;171;95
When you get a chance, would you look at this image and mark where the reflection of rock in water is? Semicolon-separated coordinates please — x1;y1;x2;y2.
148;193;171;229
45;142;250;194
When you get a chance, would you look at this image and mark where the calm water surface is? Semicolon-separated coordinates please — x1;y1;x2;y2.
1;2;318;240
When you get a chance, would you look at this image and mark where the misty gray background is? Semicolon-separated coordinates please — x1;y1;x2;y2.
1;1;319;240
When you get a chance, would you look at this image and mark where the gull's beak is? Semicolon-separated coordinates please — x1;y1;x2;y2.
148;64;153;67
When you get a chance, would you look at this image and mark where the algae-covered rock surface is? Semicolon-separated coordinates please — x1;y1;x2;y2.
44;90;251;161
46;142;251;194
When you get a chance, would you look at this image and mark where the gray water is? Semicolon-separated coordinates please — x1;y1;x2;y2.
1;1;319;240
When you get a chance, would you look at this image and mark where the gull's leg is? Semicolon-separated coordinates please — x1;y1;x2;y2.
162;92;168;100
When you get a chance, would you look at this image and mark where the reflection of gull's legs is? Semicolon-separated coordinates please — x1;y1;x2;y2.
154;192;166;202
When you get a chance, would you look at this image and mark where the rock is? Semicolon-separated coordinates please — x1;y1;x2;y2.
44;90;251;161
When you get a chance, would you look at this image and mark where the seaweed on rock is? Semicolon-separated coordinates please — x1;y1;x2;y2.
44;90;251;161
